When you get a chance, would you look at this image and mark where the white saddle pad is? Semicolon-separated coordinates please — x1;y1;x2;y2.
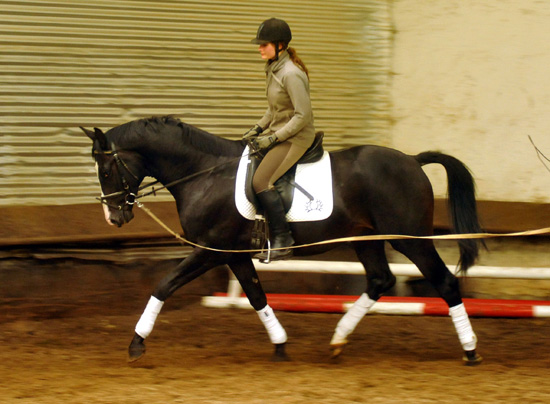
234;146;333;222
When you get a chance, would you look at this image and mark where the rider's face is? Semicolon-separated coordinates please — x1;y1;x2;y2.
258;43;278;60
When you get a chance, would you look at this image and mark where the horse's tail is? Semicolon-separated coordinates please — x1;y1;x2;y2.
414;151;485;272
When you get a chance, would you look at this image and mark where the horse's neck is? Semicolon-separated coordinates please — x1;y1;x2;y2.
140;135;242;187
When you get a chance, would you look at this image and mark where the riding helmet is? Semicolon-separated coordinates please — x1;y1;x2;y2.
251;18;292;45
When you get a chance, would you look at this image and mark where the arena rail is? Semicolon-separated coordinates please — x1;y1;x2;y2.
201;260;550;318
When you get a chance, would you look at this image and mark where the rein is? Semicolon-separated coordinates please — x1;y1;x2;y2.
138;154;248;199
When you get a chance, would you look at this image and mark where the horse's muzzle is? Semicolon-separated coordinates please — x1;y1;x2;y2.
109;208;134;227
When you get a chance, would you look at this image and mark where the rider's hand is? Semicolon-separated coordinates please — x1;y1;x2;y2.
256;134;278;150
242;124;263;140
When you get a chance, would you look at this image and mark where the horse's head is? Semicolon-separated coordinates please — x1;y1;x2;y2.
81;126;143;227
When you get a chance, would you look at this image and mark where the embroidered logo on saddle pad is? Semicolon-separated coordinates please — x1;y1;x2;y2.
235;146;334;222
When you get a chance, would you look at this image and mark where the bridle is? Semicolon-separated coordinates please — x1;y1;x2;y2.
94;149;141;211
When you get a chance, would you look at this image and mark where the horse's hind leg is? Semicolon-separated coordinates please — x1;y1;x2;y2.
229;254;289;361
390;239;482;365
330;240;395;357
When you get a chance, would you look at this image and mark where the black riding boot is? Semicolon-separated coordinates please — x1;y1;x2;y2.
255;188;294;262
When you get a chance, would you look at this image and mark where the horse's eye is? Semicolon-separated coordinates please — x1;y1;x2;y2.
95;161;111;180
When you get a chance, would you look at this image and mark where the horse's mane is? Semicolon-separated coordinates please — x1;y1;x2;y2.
106;116;244;157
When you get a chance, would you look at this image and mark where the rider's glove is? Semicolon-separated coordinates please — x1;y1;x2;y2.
242;124;263;140
256;134;278;150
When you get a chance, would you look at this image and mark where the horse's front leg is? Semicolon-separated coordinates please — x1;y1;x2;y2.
229;254;289;362
128;249;224;362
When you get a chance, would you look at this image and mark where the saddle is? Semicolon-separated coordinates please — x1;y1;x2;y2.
245;132;325;213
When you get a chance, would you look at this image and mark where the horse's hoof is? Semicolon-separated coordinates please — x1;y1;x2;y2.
271;343;290;362
330;342;347;359
128;333;146;363
463;350;483;366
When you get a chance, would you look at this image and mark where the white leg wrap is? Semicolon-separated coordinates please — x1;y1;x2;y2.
449;303;477;351
331;293;376;345
135;296;164;339
257;305;287;344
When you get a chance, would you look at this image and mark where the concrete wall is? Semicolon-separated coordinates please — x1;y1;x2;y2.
391;0;550;203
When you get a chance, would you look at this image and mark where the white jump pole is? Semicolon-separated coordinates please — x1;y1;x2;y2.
251;260;550;280
223;260;550;300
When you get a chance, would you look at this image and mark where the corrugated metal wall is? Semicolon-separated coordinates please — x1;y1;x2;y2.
0;0;392;206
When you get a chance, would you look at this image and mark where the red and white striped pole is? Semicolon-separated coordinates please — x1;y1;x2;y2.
203;294;550;318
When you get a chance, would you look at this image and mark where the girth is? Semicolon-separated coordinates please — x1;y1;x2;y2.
245;132;324;213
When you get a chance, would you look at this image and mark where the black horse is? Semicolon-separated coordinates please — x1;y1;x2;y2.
81;116;484;365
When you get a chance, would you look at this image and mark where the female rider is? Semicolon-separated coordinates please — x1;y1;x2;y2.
243;18;316;261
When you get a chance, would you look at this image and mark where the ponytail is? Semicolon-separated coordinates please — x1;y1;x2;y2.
286;46;309;79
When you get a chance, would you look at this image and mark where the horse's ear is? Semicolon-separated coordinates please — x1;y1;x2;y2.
93;127;110;151
80;126;110;152
80;126;96;140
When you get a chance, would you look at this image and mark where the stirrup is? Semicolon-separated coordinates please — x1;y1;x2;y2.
254;239;272;262
256;240;294;263
258;249;293;263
